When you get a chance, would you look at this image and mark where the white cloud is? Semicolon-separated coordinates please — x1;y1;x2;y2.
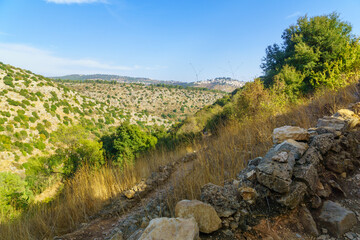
286;11;301;19
0;42;153;76
45;0;106;4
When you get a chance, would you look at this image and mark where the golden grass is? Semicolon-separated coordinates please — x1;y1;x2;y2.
0;83;358;240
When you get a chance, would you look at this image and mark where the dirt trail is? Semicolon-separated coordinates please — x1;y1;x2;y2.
57;152;197;240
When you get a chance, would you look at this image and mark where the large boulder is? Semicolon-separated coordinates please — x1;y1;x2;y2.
273;126;309;144
318;201;357;237
201;183;239;217
175;200;221;234
139;217;199;240
273;139;308;160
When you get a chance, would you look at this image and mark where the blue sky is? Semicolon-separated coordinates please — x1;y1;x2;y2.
1;0;360;82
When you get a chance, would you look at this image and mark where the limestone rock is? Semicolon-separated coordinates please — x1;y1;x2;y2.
201;183;239;217
316;116;346;131
238;187;257;203
310;133;334;155
318;201;357;237
139;217;199;240
272;126;309;144
299;206;319;237
274;139;308;160
293;163;319;191
256;145;297;193
298;147;323;165
175;200;221;234
276;181;307;209
124;189;136;199
248;157;262;167
272;151;289;163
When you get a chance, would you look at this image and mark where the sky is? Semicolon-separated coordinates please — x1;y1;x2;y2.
1;0;360;82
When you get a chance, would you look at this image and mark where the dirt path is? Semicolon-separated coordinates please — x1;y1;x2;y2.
57;152;197;240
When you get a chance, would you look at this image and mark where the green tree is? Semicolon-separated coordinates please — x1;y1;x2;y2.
262;13;360;94
102;122;157;166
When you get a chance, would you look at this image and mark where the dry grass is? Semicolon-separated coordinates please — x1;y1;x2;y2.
0;83;358;240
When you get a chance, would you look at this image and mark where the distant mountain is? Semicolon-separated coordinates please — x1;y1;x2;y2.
52;75;245;92
51;74;186;86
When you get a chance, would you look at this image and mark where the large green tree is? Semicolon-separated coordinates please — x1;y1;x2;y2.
261;13;360;97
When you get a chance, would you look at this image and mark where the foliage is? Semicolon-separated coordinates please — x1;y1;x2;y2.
102;122;157;166
261;13;360;95
0;172;33;220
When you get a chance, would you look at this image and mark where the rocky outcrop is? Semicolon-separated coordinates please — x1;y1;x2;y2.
139;217;199;240
175;200;221;233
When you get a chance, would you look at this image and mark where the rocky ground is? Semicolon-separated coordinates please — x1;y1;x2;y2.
57;103;360;240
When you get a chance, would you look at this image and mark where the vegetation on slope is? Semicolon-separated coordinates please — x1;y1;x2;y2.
0;12;360;240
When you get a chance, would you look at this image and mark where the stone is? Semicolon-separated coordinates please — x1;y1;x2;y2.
318;201;357;237
310;195;322;209
248;157;262;166
274;139;308;160
256;146;296;193
276;182;307;209
299;206;319;237
298;147;323;165
238;187;257;203
124;189;136;199
316;116;346;131
272;126;310;144
139;217;199;240
245;169;257;181
201;183;239;217
293;163;319;191
310;133;335;155
175;200;221;234
272;151;289;163
325;154;354;174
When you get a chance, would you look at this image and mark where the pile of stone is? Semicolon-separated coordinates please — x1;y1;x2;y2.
136;107;360;239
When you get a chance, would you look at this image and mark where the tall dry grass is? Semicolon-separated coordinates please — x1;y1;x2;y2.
0;83;358;240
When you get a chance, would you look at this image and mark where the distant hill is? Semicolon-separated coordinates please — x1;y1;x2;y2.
191;77;245;92
52;74;245;92
51;74;187;86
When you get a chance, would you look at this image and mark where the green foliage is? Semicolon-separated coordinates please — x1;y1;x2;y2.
0;172;33;220
262;13;360;95
102;122;157;166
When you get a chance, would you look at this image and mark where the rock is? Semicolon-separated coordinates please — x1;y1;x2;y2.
245;169;257;181
310;195;322;209
201;183;239;217
316;116;346;131
298;147;323;165
175;200;221;234
124;189;136;199
256;145;297;193
276;181;307;209
318;201;357;237
310;133;335;155
110;231;123;240
139;217;199;240
325;153;354;174
333;109;360;129
293;163;319;191
299;205;319;237
274;139;308;160
248;157;262;167
272;126;309;144
272;151;288;163
316;182;332;198
238;187;257;204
